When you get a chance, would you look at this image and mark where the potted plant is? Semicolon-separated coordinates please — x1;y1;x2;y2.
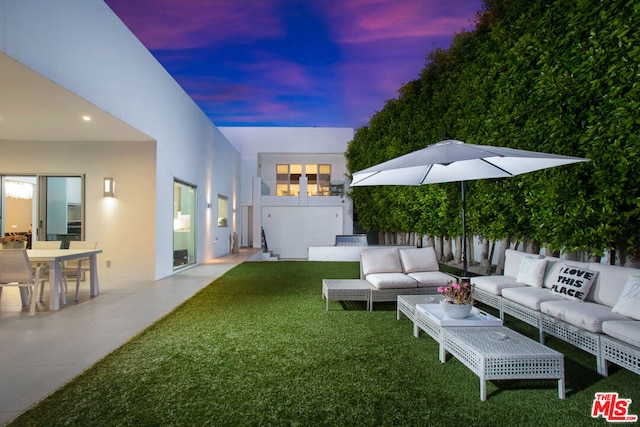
437;280;474;319
1;233;28;249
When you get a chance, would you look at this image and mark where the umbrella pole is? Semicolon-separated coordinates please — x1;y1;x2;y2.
461;181;467;277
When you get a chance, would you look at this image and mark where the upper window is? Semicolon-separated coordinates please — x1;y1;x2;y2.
276;164;330;196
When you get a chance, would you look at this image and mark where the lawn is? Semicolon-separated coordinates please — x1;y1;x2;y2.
10;262;638;426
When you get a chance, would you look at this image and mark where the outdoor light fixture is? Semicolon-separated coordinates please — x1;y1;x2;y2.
103;177;115;197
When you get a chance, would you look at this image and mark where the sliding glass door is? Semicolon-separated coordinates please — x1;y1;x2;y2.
38;175;84;248
173;179;196;269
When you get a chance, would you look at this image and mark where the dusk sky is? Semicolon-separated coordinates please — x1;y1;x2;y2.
103;0;484;128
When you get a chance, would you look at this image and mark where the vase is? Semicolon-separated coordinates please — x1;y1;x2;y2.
440;300;472;319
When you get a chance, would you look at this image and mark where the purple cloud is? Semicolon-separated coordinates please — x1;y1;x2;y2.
104;0;484;127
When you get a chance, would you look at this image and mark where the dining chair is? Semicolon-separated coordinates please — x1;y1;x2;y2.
61;241;98;301
32;241;63;303
0;249;43;316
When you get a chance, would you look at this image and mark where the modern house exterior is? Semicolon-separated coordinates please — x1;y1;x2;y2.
219;127;354;259
0;0;354;284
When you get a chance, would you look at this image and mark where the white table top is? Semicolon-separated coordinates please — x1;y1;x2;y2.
26;249;102;261
416;303;503;327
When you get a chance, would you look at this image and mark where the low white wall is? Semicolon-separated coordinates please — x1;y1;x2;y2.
308;246;368;262
262;206;343;259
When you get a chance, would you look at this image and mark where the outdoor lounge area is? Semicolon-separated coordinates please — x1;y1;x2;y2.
2;256;638;425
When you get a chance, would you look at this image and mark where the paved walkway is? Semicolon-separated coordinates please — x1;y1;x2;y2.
0;249;258;425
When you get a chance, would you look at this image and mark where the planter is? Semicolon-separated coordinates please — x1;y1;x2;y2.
2;241;25;249
440;300;473;319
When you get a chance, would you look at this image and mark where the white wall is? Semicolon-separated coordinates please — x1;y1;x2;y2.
1;0;241;279
0;140;157;282
219;127;353;251
262;206;344;258
219;127;354;206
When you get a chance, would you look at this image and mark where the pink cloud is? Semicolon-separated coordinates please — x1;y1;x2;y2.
105;0;283;50
105;0;484;126
322;0;480;44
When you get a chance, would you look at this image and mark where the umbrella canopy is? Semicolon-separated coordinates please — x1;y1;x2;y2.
350;139;589;275
351;139;588;186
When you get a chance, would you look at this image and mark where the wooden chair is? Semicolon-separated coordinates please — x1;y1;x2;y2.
61;241;97;301
0;249;43;316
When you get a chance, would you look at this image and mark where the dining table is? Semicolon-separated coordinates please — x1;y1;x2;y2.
26;249;102;311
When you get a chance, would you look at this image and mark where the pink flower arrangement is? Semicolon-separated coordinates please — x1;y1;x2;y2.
437;280;474;305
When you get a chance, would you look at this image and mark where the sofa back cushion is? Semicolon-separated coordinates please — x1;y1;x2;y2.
515;256;547;287
587;263;640;307
549;264;598;301
360;247;402;276
399;247;439;273
504;249;542;279
612;275;640;320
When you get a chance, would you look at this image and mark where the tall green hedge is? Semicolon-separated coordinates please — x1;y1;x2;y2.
346;0;640;257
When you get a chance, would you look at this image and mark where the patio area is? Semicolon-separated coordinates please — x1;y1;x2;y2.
0;248;258;425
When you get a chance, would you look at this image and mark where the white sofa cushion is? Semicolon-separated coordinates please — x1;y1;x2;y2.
399;247;439;273
366;273;417;289
361;248;402;276
408;271;454;288
501;287;565;310
602;320;640;348
471;276;525;295
540;300;628;333
516;256;547;287
549;264;597;301
612;275;640;320
587;263;640;307
504;249;542;279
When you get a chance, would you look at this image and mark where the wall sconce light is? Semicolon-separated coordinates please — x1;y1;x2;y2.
104;177;115;197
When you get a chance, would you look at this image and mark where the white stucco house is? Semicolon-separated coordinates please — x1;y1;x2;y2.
219;127;354;259
0;0;354;284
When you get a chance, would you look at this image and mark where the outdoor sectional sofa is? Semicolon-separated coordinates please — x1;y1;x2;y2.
360;246;455;308
472;249;640;377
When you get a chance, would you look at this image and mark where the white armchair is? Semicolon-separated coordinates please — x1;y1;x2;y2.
61;241;98;301
0;249;43;316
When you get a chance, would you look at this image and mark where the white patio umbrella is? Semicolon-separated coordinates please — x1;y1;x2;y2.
350;139;589;276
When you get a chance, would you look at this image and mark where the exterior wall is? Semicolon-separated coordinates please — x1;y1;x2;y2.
219;127;354;256
1;140;157;282
0;0;241;280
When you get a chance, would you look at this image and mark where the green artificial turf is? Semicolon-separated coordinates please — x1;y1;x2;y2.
10;262;639;426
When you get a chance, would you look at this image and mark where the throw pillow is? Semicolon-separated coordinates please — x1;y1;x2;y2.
612;275;640;320
549;264;598;301
516;256;547;287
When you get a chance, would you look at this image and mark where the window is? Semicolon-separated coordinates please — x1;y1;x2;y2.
276;164;302;196
173;180;196;269
217;195;228;227
275;164;331;196
317;164;331;196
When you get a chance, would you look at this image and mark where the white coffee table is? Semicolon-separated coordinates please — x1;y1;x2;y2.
397;294;444;321
413;303;564;401
322;279;371;311
442;326;565;401
413;303;503;341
